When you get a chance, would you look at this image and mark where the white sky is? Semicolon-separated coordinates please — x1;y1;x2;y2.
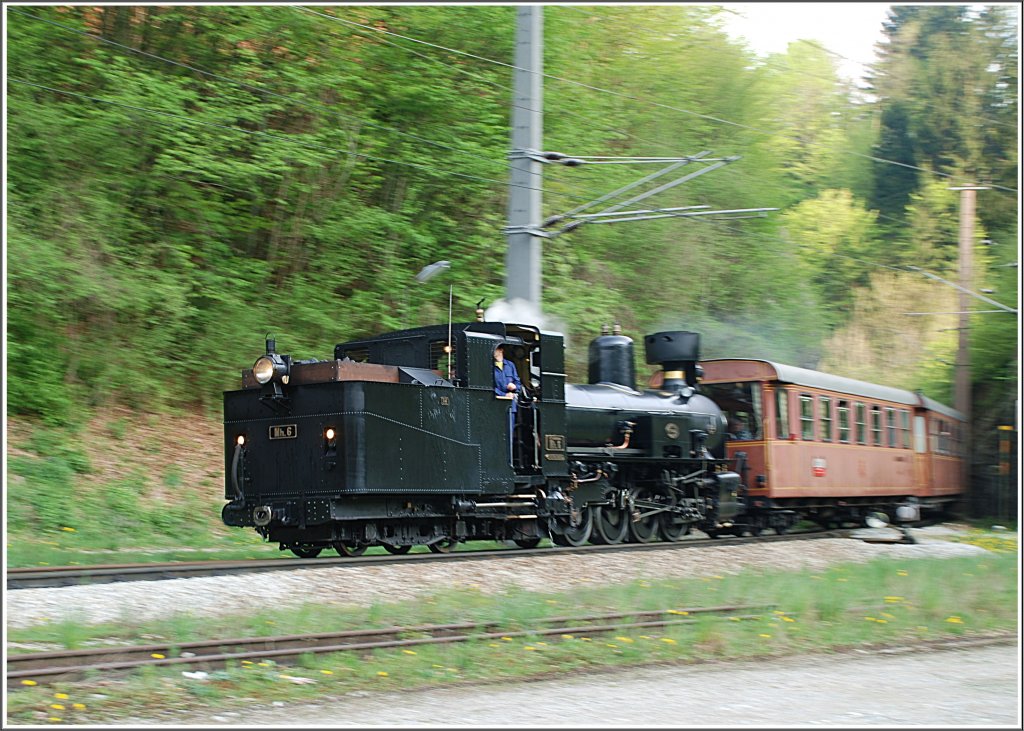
718;2;893;83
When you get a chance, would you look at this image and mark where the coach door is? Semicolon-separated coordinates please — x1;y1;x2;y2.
913;414;931;493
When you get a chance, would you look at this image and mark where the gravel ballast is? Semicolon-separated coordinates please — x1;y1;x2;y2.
6;528;994;630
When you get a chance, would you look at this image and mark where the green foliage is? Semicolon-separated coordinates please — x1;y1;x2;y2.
4;5;1017;474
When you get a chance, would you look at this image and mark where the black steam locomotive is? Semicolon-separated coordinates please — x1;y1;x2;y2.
222;320;745;556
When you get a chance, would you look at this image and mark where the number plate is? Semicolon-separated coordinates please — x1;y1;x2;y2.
269;424;298;440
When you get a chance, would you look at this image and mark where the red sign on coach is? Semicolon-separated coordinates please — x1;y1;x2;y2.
812;458;827;477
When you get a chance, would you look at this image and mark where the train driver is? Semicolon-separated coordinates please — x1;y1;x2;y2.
728;416;753;441
494;344;522;464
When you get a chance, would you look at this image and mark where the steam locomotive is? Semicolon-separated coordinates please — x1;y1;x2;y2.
221;320;747;556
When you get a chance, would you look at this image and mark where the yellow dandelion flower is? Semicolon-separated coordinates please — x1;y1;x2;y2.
945;616;963;624
667;610;689;615
489;643;500;647
241;660;253;665
54;693;69;700
150;653;165;659
773;610;786;615
728;617;741;622
20;680;37;686
501;636;513;642
51;704;65;711
759;634;772;639
433;664;443;668
258;662;271;667
524;646;536;651
865;617;877;622
897;570;908;576
660;638;677;645
639;635;652;640
782;617;795;623
581;637;592;642
536;642;547;646
377;671;389;677
72;704;86;710
561;634;574;639
876;619;888;623
48;718;62;723
884;596;903;603
320;670;333;675
881;612;895;619
546;600;558;604
605;643;618;648
60;527;76;532
615;637;634;643
402;650;417;655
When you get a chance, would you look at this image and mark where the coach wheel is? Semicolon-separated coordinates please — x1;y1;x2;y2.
333;541;367;557
382;543;412;555
628;486;664;543
428;537;458;553
513;537;542;549
592;505;630;544
290;546;323;558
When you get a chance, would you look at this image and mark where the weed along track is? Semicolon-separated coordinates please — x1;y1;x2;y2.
6;605;771;687
7;529;845;589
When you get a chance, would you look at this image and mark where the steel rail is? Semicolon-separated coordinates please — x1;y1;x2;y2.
7;530;847;590
6;605;770;686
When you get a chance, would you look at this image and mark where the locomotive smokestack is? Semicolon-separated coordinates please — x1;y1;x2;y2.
588;325;636;391
644;331;700;394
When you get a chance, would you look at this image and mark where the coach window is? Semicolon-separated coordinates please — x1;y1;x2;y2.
937;419;949;454
800;394;815;440
885;408;897;447
776;389;790;439
855;403;866;445
819;396;833;442
837;400;850;443
900;410;911;449
871;406;882;446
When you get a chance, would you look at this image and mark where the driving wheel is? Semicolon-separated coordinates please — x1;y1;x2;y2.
628;486;664;543
333;542;367;557
428;537;458;553
290;546;323;558
551;507;593;547
592;505;630;544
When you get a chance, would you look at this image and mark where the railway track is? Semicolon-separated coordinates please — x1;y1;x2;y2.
7;530;848;590
6;604;770;686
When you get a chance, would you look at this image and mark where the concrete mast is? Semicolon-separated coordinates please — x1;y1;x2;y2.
504;5;544;309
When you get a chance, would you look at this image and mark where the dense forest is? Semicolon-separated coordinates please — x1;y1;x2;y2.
6;6;1019;484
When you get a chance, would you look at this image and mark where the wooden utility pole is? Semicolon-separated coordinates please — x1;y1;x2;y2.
949;185;987;510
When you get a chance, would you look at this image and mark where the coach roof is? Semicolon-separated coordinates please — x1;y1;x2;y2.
700;359;965;421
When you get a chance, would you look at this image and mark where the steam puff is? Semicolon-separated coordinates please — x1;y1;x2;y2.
483;298;569;345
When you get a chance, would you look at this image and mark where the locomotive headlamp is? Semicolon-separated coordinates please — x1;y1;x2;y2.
236;435;246;446
253;336;290;385
253;356;276;384
325;428;336;441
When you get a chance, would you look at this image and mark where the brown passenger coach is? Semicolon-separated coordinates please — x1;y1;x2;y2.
695;359;965;530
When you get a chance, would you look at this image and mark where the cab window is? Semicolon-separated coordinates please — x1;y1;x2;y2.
702;382;763;441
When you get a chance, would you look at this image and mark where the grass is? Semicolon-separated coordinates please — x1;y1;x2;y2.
6;550;1018;724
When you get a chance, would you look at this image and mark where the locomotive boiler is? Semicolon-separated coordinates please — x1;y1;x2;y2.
221;320;744;556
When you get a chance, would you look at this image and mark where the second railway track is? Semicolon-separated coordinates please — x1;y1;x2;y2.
7;604;772;686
